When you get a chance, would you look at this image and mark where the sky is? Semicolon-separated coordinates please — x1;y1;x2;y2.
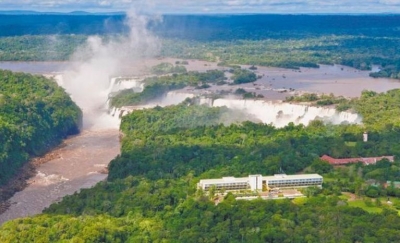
0;0;400;14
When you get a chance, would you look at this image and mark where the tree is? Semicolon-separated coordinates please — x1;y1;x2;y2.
311;159;333;174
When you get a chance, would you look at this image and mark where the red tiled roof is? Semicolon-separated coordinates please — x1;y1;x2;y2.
320;155;394;165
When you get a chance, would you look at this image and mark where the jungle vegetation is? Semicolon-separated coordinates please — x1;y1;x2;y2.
3;14;400;242
3;89;400;242
0;70;81;192
0;15;400;78
110;69;227;107
0;35;87;61
150;62;187;75
286;89;400;131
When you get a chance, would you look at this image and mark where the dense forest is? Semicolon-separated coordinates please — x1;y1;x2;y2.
286;89;400;131
0;35;87;61
0;14;126;36
2;196;400;242
3;89;400;241
3;14;400;242
0;70;81;196
0;15;400;77
157;15;400;77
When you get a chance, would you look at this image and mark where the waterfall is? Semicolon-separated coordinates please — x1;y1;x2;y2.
147;91;195;107
199;97;214;106
107;76;144;96
52;74;64;86
112;90;361;128
212;98;361;128
107;77;118;94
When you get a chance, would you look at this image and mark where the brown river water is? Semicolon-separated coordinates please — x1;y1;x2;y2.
0;62;122;225
119;58;400;99
0;129;120;225
0;60;400;225
1;59;399;98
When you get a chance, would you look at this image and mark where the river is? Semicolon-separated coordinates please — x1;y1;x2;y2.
0;129;119;225
114;58;400;99
0;60;400;225
0;62;121;225
1;60;399;98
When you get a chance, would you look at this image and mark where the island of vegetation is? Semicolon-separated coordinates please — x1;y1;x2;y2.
150;62;187;75
110;69;227;107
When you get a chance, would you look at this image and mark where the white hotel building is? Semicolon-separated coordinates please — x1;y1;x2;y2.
197;174;323;192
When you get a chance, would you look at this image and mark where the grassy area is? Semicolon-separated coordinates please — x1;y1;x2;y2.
381;197;400;215
292;197;308;205
338;194;351;200
346;197;400;215
347;200;383;214
295;193;400;215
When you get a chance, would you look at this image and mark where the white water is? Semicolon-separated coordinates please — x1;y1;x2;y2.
51;68;363;129
114;89;361;128
108;77;144;94
211;99;361;128
52;72;362;129
113;90;195;117
148;91;195;106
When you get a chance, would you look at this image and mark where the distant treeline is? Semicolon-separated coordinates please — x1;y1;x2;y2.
0;14;126;36
1;14;400;39
151;14;400;41
0;35;87;61
1;14;400;77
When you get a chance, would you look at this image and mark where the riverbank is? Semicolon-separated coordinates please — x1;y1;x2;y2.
0;141;67;215
1;60;399;99
0;129;120;225
119;58;400;98
0;59;399;225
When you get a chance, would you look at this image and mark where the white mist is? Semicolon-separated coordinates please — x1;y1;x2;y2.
60;11;160;130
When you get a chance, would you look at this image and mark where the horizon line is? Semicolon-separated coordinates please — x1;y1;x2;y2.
0;10;400;16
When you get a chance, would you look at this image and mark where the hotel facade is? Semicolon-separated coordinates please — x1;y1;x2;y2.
197;174;323;192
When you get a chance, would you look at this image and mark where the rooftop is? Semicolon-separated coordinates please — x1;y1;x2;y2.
199;177;249;184
199;174;323;184
321;155;394;165
263;174;323;180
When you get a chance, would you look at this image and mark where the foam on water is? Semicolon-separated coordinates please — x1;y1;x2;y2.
115;90;361;128
211;98;361;128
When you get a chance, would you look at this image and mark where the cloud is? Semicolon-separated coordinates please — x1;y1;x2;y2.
0;0;398;13
380;0;400;5
99;1;111;6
